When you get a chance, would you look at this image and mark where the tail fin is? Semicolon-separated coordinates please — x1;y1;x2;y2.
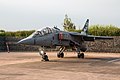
81;19;89;35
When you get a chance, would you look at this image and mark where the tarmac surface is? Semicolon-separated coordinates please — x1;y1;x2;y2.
0;52;120;80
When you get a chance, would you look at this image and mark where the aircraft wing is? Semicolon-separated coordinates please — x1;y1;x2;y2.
92;35;113;40
69;19;113;41
83;35;113;41
69;32;113;41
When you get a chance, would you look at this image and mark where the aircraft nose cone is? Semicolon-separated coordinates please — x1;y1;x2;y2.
17;37;34;45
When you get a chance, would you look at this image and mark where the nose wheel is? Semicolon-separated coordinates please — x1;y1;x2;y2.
42;53;49;61
39;48;49;61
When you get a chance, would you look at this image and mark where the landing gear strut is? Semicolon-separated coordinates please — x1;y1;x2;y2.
57;47;65;58
76;47;85;59
39;48;49;61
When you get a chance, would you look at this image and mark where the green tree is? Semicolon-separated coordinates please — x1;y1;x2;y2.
88;25;120;36
63;14;76;31
0;30;5;36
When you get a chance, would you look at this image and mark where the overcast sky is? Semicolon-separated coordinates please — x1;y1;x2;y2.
0;0;120;31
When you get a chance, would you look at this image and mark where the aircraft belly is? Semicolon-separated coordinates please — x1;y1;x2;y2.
35;37;52;46
53;40;70;46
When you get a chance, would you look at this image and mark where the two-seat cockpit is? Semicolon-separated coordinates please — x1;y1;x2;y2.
29;27;60;38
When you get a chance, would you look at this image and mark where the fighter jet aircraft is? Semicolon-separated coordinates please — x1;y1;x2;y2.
18;19;113;61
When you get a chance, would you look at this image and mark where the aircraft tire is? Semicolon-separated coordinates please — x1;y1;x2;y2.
45;55;49;61
57;52;64;58
81;53;84;59
78;53;81;58
42;55;49;61
57;53;61;58
78;53;84;59
60;52;64;58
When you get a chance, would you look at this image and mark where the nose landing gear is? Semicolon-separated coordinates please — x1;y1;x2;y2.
41;52;49;61
39;48;49;61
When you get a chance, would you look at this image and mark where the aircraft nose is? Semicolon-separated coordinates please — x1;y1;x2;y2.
17;37;34;45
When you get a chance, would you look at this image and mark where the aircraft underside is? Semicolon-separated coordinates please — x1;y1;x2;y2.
38;45;86;61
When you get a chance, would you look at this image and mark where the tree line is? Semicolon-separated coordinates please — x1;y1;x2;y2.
0;15;120;37
69;25;120;36
0;25;120;37
88;25;120;36
0;30;35;37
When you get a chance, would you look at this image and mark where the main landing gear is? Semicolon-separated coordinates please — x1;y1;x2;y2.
76;47;85;59
57;47;65;58
77;52;84;59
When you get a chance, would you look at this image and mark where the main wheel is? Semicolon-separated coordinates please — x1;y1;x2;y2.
57;53;61;58
57;52;64;58
77;53;84;59
78;53;80;58
80;53;84;59
60;52;64;58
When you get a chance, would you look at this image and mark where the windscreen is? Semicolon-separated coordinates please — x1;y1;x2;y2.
28;27;60;38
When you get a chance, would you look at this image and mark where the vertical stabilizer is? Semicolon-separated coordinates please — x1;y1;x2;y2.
81;19;89;35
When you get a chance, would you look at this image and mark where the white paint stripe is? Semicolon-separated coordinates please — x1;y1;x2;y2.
108;59;120;63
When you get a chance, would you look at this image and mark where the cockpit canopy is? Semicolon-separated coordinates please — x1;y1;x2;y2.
29;27;60;38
